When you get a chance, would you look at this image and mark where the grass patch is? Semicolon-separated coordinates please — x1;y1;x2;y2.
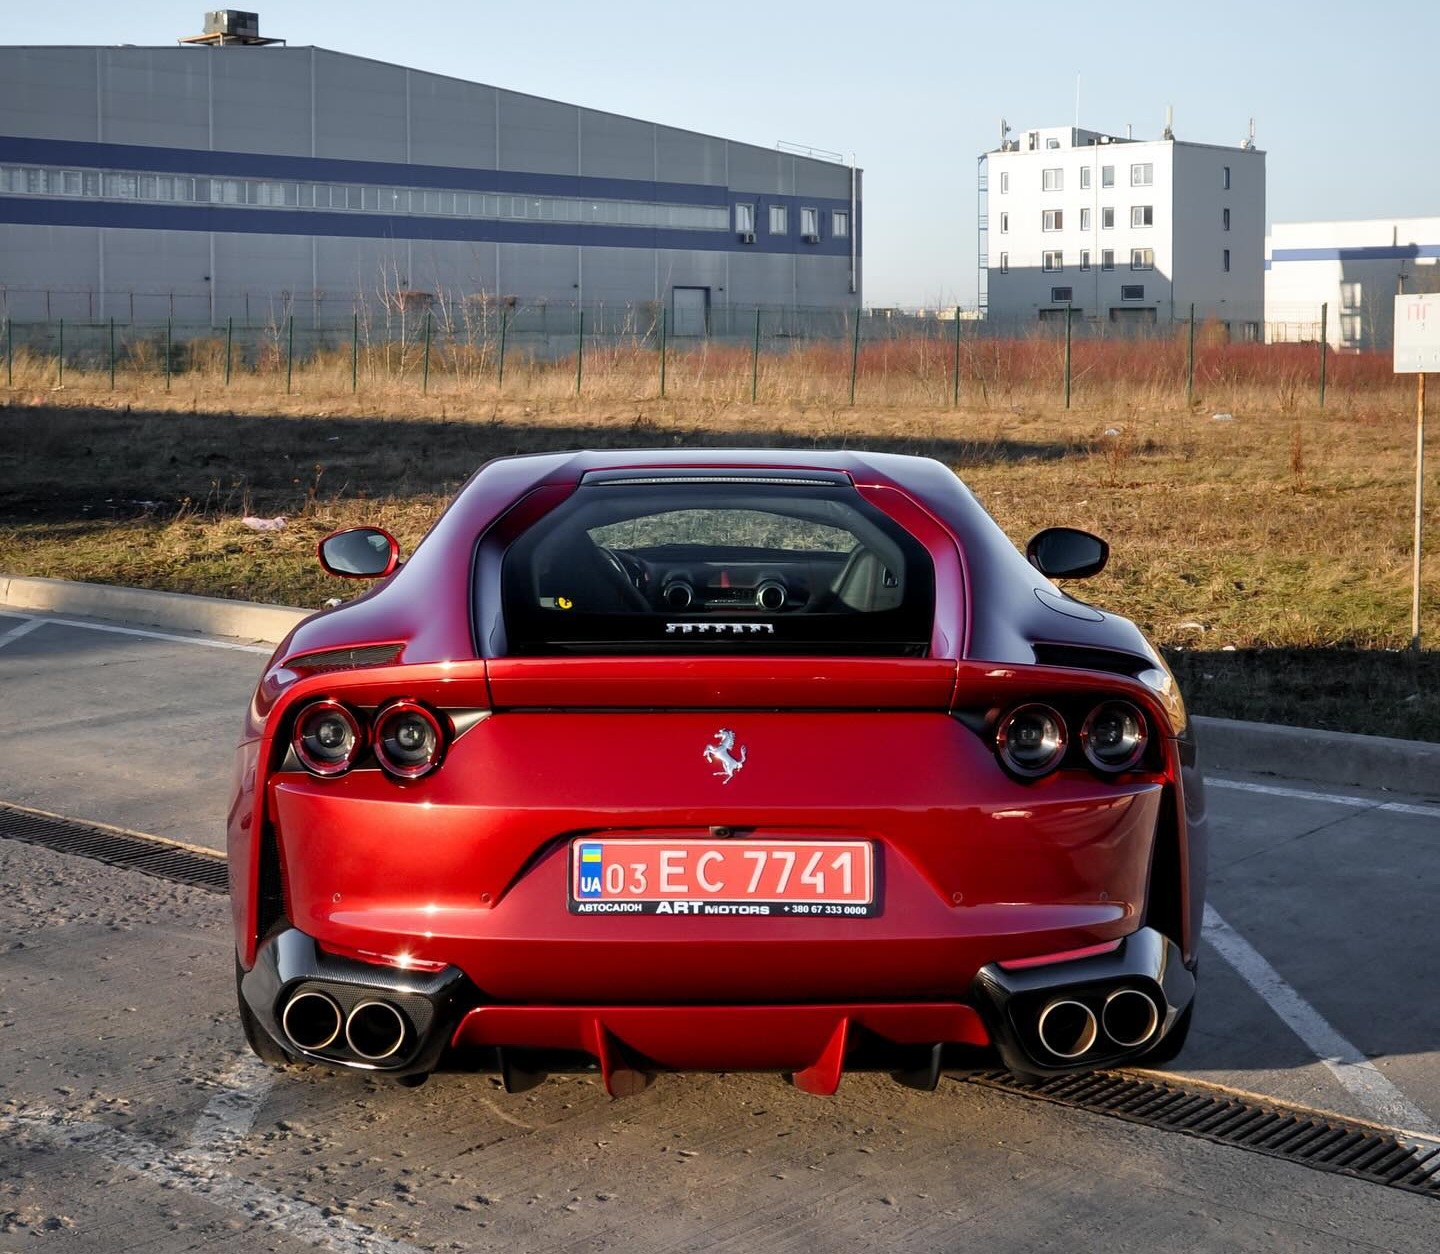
1;374;1435;741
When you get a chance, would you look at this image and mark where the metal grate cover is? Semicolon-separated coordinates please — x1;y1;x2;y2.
968;1070;1440;1199
0;803;228;894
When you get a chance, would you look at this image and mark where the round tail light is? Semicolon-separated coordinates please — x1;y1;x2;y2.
1081;700;1148;772
373;700;446;779
293;700;364;776
996;704;1067;778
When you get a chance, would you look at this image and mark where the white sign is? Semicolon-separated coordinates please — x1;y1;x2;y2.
1395;294;1440;373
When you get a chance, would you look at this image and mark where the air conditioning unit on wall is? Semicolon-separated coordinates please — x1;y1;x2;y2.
738;231;756;244
802;233;820;244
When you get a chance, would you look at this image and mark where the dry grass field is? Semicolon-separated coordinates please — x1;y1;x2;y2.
1;340;1435;739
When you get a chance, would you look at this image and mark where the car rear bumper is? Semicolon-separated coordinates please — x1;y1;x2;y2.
239;924;1193;1091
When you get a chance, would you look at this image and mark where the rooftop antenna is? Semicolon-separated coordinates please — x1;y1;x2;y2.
999;117;1011;149
1163;105;1175;140
1243;117;1256;150
1074;74;1081;128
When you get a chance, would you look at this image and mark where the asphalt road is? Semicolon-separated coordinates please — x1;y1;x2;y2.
2;607;1438;1252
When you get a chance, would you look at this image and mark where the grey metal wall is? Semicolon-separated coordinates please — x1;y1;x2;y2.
0;46;861;322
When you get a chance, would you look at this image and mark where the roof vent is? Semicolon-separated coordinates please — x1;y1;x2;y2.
180;11;285;46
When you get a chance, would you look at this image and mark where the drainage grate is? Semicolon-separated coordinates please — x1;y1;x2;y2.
967;1070;1440;1199
0;803;228;895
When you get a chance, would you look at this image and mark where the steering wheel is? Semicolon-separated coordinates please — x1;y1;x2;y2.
596;546;652;611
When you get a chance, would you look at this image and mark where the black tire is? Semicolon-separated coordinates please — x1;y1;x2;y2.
235;954;298;1069
1138;999;1194;1068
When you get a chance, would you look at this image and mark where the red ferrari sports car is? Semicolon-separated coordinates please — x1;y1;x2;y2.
230;449;1204;1095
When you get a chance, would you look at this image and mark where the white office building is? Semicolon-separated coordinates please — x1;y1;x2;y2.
1266;217;1440;350
979;123;1265;334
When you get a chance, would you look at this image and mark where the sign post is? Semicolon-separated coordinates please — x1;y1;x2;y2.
1394;294;1439;650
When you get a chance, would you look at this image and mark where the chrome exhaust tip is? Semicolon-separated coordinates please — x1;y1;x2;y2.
281;990;343;1051
345;1000;409;1061
1036;998;1098;1060
1101;987;1160;1048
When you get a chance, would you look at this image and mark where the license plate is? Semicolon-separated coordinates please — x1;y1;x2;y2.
568;838;875;917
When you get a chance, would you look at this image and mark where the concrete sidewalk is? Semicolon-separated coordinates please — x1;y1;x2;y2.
3;573;1436;798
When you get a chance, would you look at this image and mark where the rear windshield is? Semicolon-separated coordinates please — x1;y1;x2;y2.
499;481;935;656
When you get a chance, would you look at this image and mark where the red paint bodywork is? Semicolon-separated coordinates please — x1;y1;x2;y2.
229;450;1206;1076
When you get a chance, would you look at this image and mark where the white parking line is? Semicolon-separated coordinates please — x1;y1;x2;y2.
0;612;272;654
4;1108;425;1254
1206;776;1440;821
1202;903;1437;1136
186;1054;277;1161
0;617;46;648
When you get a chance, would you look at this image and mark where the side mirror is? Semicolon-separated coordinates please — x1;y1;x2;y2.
1025;527;1109;580
318;527;401;579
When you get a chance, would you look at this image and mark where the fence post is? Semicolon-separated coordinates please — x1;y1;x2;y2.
422;310;432;394
165;317;172;390
1187;303;1195;406
285;314;294;394
849;308;862;405
57;318;64;388
350;313;357;393
1319;302;1328;408
109;317;115;390
1063;303;1073;409
952;306;962;407
751;307;761;403
225;316;233;386
575;309;584;395
659;306;668;398
497;309;508;389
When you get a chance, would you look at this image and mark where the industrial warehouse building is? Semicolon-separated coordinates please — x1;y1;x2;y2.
0;16;861;333
979;121;1264;336
1266;217;1440;350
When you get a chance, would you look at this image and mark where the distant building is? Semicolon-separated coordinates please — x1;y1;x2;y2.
1266;218;1440;350
0;12;861;328
978;122;1264;335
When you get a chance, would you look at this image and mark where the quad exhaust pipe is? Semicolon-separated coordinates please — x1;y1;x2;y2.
1036;987;1160;1061
281;990;343;1051
279;989;411;1061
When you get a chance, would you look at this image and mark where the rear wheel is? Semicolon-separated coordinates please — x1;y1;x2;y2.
235;955;298;1069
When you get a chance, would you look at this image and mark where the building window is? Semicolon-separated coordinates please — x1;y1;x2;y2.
999;252;1009;274
1046;137;1061;149
1000;171;1009;194
1223;165;1231;190
1050;286;1073;302
800;206;819;237
1101;206;1115;229
832;210;849;238
1222;207;1230;231
1131;163;1153;186
1043;250;1063;271
1121;284;1145;300
1130;248;1154;270
736;203;755;233
1079;250;1091;271
1131;204;1153;228
1042;209;1063;231
1101;165;1114;188
1223;248;1231;272
1101;249;1115;270
1080;207;1091;231
1043;168;1064;191
1000;212;1009;233
768;204;787;234
1080;166;1091;190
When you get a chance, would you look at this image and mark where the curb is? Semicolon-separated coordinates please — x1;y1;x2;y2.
3;575;1437;798
1193;715;1438;800
0;575;310;645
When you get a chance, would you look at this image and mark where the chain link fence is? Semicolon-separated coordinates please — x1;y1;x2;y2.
0;298;1394;408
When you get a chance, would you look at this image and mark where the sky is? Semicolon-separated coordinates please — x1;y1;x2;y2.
5;0;1439;307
